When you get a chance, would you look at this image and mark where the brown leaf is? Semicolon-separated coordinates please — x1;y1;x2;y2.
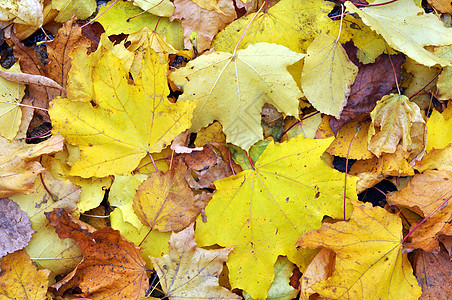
150;224;240;299
0;198;34;258
411;247;452;299
170;0;237;53
46;208;148;299
329;44;405;134
133;160;204;231
387;170;452;252
0;250;50;299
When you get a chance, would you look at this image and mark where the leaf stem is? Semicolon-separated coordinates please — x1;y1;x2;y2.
401;194;452;244
233;3;266;54
344;125;360;220
409;71;441;100
81;0;118;29
228;147;236;175
147;153;159;173
385;42;400;94
245;150;255;170
336;0;398;7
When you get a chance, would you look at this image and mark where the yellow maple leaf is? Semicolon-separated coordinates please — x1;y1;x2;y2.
212;0;338;53
50;48;197;178
298;201;422;300
130;0;175;17
170;43;304;150
346;0;452;67
301;34;358;118
195;135;357;299
0;250;50;299
368;94;425;157
151;224;240;299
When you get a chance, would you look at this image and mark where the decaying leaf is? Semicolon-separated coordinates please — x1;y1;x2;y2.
368;94;425;157
170;42;304;150
302;34;358;118
195;135;357;299
0;0;43;27
133;160;207;231
0;135;63;197
0;250;50;299
411;247;452;299
46;208;149;299
171;0;237;53
151;224;240;299
0;198;33;258
10;170;82;276
298;201;422;300
300;248;335;300
387;170;452;252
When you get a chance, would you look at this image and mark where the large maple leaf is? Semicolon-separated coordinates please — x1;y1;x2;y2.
298;201;422;300
170;42;304;150
50;48;197;178
346;0;452;67
195;135;358;299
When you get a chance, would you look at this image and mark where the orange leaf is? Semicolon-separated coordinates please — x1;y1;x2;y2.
46;208;149;299
387;170;452;251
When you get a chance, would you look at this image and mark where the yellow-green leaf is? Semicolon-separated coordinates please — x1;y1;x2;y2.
170;43;304;150
301;34;358;118
346;0;452;67
52;0;96;22
195;135;357;299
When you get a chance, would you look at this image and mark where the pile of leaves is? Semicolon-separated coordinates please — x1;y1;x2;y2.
0;0;451;299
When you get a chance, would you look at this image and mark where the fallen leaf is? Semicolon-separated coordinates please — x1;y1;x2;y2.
127;26;179;55
96;0;184;49
52;0;96;22
0;62;26;140
170;43;304;150
133;160;204;231
46;208;149;299
415;144;452;172
297;201;422;300
328;46;405;134
368;94;425;157
302;34;358;118
151;224;240;299
130;0;175;17
427;0;452;14
300;248;335;300
195;135;357;299
171;0;237;53
387;170;452;252
0;198;33;258
0;250;50;299
426;109;452;152
346;0;452;67
0;0;43;27
244;256;299;300
50;47;197;177
212;0;339;53
411;247;452;299
10;170;82;276
0;135;63;197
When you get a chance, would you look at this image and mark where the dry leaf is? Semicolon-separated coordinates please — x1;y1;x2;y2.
46;208;149;299
0;198;33;258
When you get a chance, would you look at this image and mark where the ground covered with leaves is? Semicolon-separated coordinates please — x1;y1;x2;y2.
0;0;451;299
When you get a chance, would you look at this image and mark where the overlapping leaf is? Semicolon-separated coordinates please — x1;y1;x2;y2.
50;48;197;177
195;135;357;299
170;42;304;150
298;201;422;300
